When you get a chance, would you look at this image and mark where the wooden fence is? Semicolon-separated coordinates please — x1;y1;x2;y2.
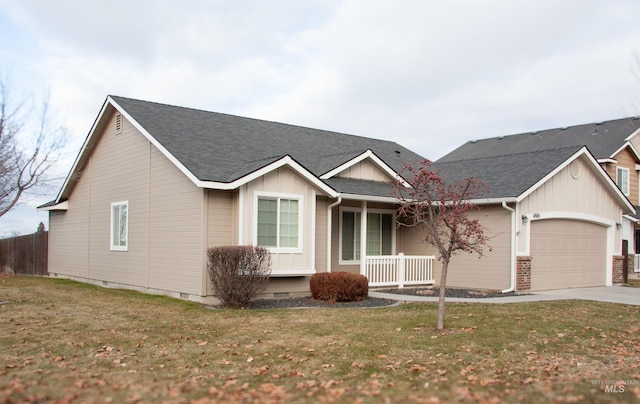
0;231;48;276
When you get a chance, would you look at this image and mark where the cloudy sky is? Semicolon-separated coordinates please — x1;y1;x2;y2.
0;0;639;236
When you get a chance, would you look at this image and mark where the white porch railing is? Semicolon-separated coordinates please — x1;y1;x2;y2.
635;254;640;273
363;253;436;288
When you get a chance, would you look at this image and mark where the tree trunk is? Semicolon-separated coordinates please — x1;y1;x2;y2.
436;258;449;330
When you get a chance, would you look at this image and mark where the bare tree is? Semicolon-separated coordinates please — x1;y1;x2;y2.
396;160;491;330
0;79;66;218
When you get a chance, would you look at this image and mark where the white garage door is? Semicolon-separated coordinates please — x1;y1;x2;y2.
530;219;606;291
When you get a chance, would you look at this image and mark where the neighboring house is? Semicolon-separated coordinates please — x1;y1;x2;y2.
39;96;634;300
436;118;639;290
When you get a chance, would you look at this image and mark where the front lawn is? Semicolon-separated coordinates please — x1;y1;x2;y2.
1;276;638;403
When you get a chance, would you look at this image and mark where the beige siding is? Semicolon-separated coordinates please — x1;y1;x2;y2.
396;225;429;256
612;148;638;205
49;110;205;297
204;190;236;295
435;206;511;290
87;112;150;286
315;196;328;274
519;156;622;223
206;190;236;246
517;156;623;257
48;156;92;277
243;167;317;274
147;145;204;295
338;159;392;182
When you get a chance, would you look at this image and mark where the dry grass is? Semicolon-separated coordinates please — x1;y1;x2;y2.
1;275;639;403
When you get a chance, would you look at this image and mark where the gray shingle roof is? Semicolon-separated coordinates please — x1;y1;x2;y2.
111;96;424;191
432;146;584;199
322;177;397;198
438;117;640;163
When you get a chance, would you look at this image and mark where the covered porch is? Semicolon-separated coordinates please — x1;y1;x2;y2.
328;199;435;288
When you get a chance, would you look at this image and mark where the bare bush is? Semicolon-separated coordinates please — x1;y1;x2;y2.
207;246;271;308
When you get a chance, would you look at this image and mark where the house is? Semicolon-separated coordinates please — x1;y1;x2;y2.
39;96;634;300
435;118;639;290
39;96;430;303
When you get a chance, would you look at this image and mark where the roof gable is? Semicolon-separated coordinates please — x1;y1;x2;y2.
433;146;584;200
433;146;634;213
55;96;424;203
109;96;423;183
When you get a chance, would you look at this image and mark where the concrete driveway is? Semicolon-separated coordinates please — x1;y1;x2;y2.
370;285;640;305
532;286;640;306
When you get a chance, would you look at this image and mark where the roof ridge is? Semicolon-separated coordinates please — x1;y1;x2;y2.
436;145;583;164
470;116;640;143
108;95;403;147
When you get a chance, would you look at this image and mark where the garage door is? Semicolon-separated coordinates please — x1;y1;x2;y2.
530;219;606;291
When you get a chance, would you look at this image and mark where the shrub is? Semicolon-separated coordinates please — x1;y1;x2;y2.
207;246;271;308
309;272;368;302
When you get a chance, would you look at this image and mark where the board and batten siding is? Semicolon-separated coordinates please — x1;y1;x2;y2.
337;159;392;182
520;157;622;220
242;166;317;274
517;156;623;255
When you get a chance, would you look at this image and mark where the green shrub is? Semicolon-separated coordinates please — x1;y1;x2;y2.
310;272;368;302
207;246;271;308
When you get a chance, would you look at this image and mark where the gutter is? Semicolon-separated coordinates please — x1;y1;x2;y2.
326;196;342;273
501;201;516;293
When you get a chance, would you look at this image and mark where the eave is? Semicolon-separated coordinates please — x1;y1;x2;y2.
37;201;68;211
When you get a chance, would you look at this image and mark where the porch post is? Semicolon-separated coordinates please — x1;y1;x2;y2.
360;201;368;276
398;252;405;289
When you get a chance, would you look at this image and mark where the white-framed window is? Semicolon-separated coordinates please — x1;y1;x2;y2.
110;201;128;251
340;208;394;263
617;167;630;196
255;192;302;252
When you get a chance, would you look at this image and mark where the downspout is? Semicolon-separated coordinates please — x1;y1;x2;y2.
501;201;516;293
326;197;342;273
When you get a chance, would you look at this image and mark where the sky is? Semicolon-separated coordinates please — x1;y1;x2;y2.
0;0;639;236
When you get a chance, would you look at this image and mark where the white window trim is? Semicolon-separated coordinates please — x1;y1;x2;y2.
617;166;630;196
338;206;395;265
254;191;304;253
110;201;129;251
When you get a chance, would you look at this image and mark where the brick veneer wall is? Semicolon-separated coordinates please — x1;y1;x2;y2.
516;256;532;291
612;255;625;284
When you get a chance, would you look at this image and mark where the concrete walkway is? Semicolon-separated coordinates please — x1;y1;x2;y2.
370;285;640;306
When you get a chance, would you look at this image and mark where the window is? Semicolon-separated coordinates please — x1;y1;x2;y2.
110;201;128;251
341;210;393;262
256;195;301;250
617;167;629;196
